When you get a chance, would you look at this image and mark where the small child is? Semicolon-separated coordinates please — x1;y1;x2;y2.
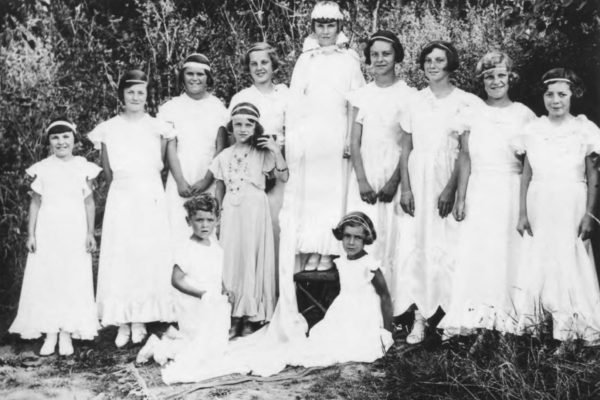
136;194;232;374
9;118;101;356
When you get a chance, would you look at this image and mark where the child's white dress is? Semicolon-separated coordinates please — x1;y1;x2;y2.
159;93;228;244
440;102;536;336
511;115;600;344
9;155;101;339
89;114;176;326
346;80;415;287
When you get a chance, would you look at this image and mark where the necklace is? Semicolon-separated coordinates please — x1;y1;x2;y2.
226;146;250;205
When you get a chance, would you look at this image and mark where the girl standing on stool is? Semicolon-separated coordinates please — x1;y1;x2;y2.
161;53;228;245
10;118;101;356
512;68;600;349
193;102;288;337
89;70;176;347
347;30;415;290
395;41;483;344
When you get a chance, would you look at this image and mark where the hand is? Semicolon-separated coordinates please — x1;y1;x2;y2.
256;135;279;153
578;213;595;241
400;190;415;217
453;199;466;222
516;214;533;237
437;187;455;218
26;235;36;253
85;233;97;253
358;180;377;205
343;145;351;159
223;290;235;305
177;180;192;197
377;178;400;203
190;180;207;196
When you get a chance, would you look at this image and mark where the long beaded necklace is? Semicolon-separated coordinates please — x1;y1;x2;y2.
226;145;251;205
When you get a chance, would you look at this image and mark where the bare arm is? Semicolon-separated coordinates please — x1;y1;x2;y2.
215;179;225;209
349;107;376;205
438;152;460;218
166;139;191;197
453;133;471;221
100;143;113;186
516;155;533;236
343;102;354;159
191;170;215;195
371;269;393;332
26;192;41;253
84;182;97;253
579;156;599;240
399;132;414;216
171;265;205;299
377;149;402;203
216;126;228;155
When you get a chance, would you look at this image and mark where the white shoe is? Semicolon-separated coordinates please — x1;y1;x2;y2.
136;334;159;364
406;312;426;345
115;324;131;348
40;333;58;356
131;322;147;344
316;255;333;271
58;331;74;356
304;254;320;271
164;325;181;340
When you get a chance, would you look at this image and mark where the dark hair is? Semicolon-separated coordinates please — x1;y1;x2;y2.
227;102;265;148
242;42;281;74
44;117;80;145
183;193;220;218
332;211;377;245
364;30;404;64
177;53;214;92
540;67;585;98
117;69;148;102
418;40;459;72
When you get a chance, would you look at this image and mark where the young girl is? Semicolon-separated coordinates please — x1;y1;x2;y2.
89;70;176;347
136;194;232;382
347;30;415;292
512;68;600;347
161;53;229;245
394;41;483;344
440;52;536;341
9;118;100;356
192;102;288;337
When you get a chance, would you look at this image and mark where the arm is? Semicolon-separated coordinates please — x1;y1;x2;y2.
191;170;215;195
171;265;205;299
166;139;192;197
100;143;113;186
516;155;533;236
349;107;377;205
343;102;354;159
258;136;289;183
26;192;41;253
216;126;228;155
84;181;97;253
438;154;460;219
215;179;225;209
377;150;402;203
371;269;393;332
579;155;599;240
399;132;415;216
453;133;471;221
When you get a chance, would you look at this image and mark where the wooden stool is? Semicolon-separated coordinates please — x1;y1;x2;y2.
294;269;340;325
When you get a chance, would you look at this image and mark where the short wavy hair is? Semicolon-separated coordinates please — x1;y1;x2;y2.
364;30;404;65
241;42;281;74
183;193;220;218
418;40;459;72
540;67;585;98
332;211;377;245
117;69;148;102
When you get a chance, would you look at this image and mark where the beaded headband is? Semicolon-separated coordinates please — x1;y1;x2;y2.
231;104;260;122
182;61;211;71
125;79;147;84
335;214;375;239
311;2;344;20
46;121;77;134
543;78;572;85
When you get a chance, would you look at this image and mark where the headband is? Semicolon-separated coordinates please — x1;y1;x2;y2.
478;66;509;77
248;43;273;52
46;121;77;134
335;214;375;239
182;61;211;71
311;3;344;20
125;79;147;84
543;78;572;85
231;104;260;122
369;35;395;44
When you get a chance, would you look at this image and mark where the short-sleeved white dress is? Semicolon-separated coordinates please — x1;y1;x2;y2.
89;114;176;326
346;80;415;287
210;144;276;322
9;155;101;339
393;87;483;318
159;93;228;244
510;115;600;344
440;102;536;336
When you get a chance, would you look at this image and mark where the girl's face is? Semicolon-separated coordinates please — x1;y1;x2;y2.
314;21;338;47
544;81;572;119
183;66;209;97
249;50;274;86
232;117;256;144
48;130;75;159
483;66;510;101
370;40;396;76
187;209;217;240
342;225;366;257
424;48;450;83
122;83;147;113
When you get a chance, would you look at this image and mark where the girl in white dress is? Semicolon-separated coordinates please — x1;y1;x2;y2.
395;41;483;344
89;70;176;347
512;68;600;348
347;30;415;293
286;1;365;271
161;53;229;245
440;52;536;340
229;42;288;277
136;194;232;380
10;118;100;356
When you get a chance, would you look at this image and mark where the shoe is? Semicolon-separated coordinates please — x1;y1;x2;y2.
468;331;485;355
229;318;241;340
241;320;254;337
58;331;74;356
304;253;320;271
115;324;131;348
164;325;181;340
136;334;159;364
40;333;58;356
316;255;333;271
406;312;426;345
131;322;147;344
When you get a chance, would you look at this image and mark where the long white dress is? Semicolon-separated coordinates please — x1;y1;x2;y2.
9;156;101;340
346;80;415;287
440;102;536;336
510;115;600;344
159;93;228;244
393;87;483;318
89;115;176;326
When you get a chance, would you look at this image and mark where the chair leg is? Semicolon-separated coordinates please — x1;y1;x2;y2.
296;283;328;314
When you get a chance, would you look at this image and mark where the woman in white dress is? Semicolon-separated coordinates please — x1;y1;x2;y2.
395;41;483;344
512;68;600;349
440;51;536;341
89;70;176;347
161;53;228;245
347;30;415;292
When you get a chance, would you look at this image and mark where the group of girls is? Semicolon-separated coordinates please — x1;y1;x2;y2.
8;0;600;377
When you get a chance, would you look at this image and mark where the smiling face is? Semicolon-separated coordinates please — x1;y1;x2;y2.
544;81;572;119
122;83;147;113
248;50;274;86
423;48;450;83
483;66;510;101
341;225;366;258
183;65;208;98
187;209;217;240
370;40;396;76
314;21;339;47
232;116;256;144
48;130;75;159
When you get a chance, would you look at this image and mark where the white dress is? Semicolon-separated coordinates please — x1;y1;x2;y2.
510;115;600;344
89;114;177;326
287;45;365;255
346;80;415;286
393;87;483;318
440;102;536;336
159;93;228;244
10;156;101;340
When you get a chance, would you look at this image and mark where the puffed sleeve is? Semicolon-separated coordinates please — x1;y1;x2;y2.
157;100;176;128
510;120;537;156
209;151;225;181
398;101;413;134
577;115;600;155
80;159;102;197
25;160;44;195
87;121;106;150
347;49;366;92
156;118;176;140
217;99;229;128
